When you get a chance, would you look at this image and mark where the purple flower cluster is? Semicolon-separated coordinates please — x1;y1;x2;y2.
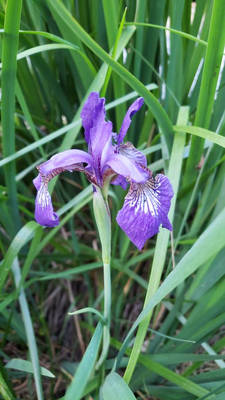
33;92;173;250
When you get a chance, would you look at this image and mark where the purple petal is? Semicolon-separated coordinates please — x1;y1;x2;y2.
117;97;144;145
35;182;59;227
33;149;92;227
107;153;149;183
110;143;146;189
118;142;147;167
80;92;101;144
116;174;174;250
33;174;42;190
81;92;113;185
38;149;92;177
111;175;128;190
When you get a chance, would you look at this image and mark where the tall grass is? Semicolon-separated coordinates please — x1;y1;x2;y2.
1;1;225;399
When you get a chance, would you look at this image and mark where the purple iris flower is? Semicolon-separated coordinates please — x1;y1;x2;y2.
33;92;173;250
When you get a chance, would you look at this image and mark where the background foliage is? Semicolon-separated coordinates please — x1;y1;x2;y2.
0;0;225;399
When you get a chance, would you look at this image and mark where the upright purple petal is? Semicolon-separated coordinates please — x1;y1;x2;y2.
81;92;113;185
116;173;174;250
33;149;92;227
117;97;144;145
80;92;100;143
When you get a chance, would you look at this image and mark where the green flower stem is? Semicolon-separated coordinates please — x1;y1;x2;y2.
124;106;189;383
93;188;111;368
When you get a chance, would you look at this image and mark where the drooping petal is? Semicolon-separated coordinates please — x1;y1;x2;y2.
107;153;149;184
35;181;59;227
117;97;144;145
33;149;93;227
116;174;174;250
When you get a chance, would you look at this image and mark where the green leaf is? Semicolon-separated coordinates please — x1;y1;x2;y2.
184;0;225;183
102;373;137;400
64;322;103;400
6;359;55;378
127;22;208;46
174;125;225;148
1;0;22;235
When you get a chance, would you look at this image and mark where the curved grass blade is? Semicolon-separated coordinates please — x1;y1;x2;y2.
68;307;105;324
6;358;55;378
174;125;225;148
126;22;208;46
0;43;83;68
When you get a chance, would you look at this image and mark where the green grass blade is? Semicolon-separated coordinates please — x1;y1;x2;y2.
46;0;173;151
12;259;44;400
174;125;225;148
6;358;55;378
123;107;189;382
56;24;136;155
133;0;147;79
64;322;103;400
102;0;118;49
111;337;210;398
1;0;22;235
47;1;96;93
183;0;225;185
126;22;208;46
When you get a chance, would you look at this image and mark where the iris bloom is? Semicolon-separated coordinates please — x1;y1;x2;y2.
33;92;173;250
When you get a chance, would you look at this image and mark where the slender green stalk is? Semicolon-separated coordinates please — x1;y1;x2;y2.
124;107;189;383
183;0;225;187
93;188;111;368
100;261;111;366
12;259;44;400
1;0;23;235
101;8;127;98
